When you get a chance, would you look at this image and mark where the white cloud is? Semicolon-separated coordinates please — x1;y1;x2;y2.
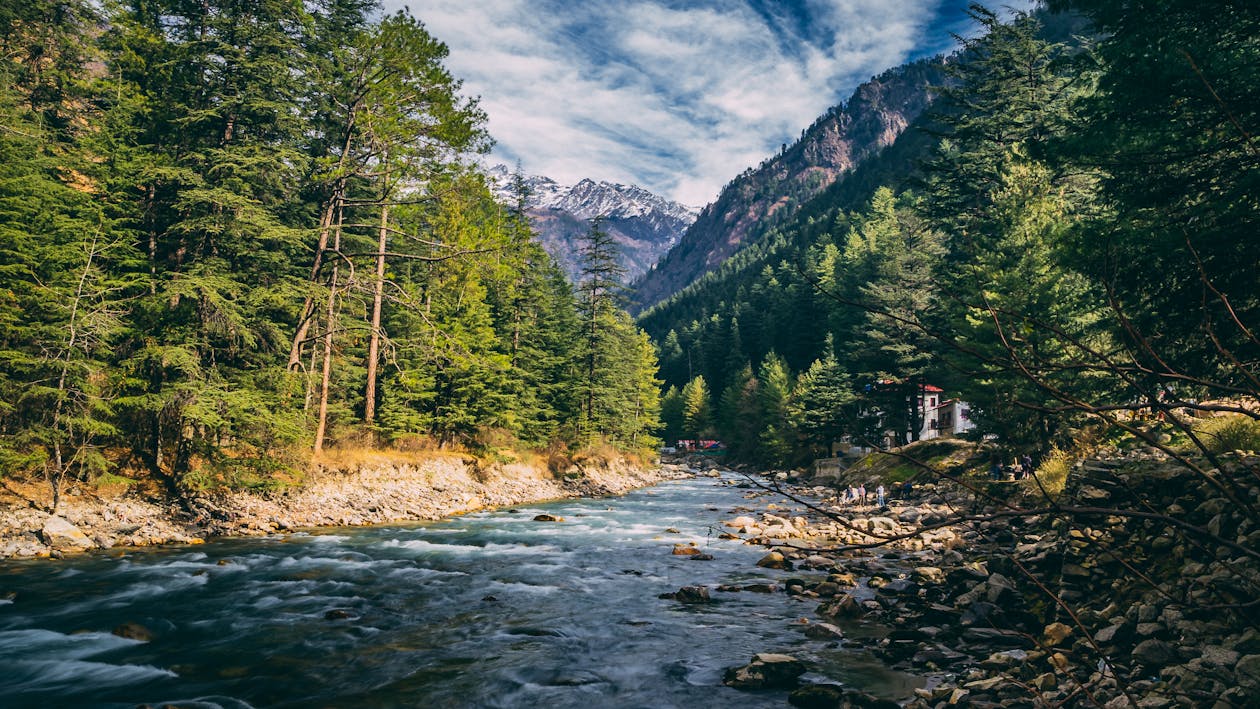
387;0;991;206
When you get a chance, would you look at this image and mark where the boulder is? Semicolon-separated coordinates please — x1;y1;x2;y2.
817;593;862;619
672;586;711;604
1042;622;1073;647
112;622;153;641
756;551;792;570
803;621;845;640
1235;654;1260;689
40;516;94;551
723;653;807;690
912;566;945;584
532;514;563;522
672;544;701;555
1132;639;1177;668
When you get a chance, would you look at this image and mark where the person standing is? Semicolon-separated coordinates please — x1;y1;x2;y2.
876;484;886;507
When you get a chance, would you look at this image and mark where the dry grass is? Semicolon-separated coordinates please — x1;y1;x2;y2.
1027;446;1074;500
1192;414;1260;454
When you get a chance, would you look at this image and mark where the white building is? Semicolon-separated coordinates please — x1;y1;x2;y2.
917;386;975;440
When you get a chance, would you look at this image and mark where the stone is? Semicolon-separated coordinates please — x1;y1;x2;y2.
723;653;807;690
788;683;845;708
1042;622;1073;647
688;553;715;561
1199;645;1239;668
964;676;1008;691
532;514;563;522
672;586;711;604
323;609;355;620
40;516;94;551
1094;624;1125;644
913;566;945;584
1132;639;1177;668
672;544;701;555
803;622;845;640
1236;654;1260;689
744;583;779;593
112;622;153;641
756;551;792;570
817;593;861;619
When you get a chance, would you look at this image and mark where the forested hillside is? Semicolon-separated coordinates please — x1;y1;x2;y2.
0;0;661;504
646;1;1260;471
630;58;946;313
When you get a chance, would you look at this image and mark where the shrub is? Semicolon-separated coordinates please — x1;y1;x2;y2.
1193;415;1260;454
1028;446;1073;500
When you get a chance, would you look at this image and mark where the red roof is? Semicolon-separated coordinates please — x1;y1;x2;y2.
923;385;944;393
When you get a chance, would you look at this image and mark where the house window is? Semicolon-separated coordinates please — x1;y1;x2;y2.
930;397;937;406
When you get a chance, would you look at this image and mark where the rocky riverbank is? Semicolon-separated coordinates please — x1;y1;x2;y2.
0;454;688;560
677;450;1260;708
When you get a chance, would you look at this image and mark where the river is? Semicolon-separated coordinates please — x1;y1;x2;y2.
0;474;918;708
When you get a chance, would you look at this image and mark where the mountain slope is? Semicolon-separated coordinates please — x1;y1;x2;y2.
487;166;697;282
631;58;945;312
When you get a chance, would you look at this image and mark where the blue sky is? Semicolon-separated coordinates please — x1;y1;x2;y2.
387;1;1035;206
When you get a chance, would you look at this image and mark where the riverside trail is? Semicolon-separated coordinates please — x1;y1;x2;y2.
0;471;917;708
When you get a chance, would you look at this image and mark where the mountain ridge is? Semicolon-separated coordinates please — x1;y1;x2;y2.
486;166;698;282
630;58;946;313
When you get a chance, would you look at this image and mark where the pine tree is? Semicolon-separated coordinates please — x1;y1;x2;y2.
681;375;711;439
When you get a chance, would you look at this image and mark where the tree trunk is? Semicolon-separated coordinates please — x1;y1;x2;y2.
289;192;341;370
313;209;344;455
364;203;390;424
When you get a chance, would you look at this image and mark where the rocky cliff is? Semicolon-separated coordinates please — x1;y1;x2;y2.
631;58;945;312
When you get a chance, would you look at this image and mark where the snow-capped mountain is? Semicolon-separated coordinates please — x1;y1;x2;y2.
486;165;698;283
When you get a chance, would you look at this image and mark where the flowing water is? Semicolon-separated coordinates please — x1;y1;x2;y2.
0;474;919;708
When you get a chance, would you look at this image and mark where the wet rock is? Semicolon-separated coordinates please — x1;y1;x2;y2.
803;621;845;640
788;683;845;708
112;622;153;641
817;594;861;619
756;551;792;570
323;609;355;620
743;582;779;593
689;553;715;561
672;544;702;555
723;653;806;690
532;513;563;522
664;527;680;534
666;586;711;604
40;516;94;551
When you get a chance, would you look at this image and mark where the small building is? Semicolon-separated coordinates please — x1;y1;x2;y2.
919;397;975;440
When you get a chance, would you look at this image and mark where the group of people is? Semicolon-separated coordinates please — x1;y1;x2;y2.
840;483;894;508
989;453;1035;481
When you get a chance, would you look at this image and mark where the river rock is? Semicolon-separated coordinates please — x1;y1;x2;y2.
1043;621;1073;647
40;516;94;551
803;621;845;640
722;653;806;690
788;683;845;708
756;551;792;570
532;514;563;522
670;586;711;604
112;622;153;641
1235;654;1260;689
672;544;701;555
1132;639;1177;668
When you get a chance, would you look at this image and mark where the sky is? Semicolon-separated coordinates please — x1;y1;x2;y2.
386;0;1035;207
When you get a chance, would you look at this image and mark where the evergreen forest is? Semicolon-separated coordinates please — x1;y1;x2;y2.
0;0;661;503
645;1;1260;471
